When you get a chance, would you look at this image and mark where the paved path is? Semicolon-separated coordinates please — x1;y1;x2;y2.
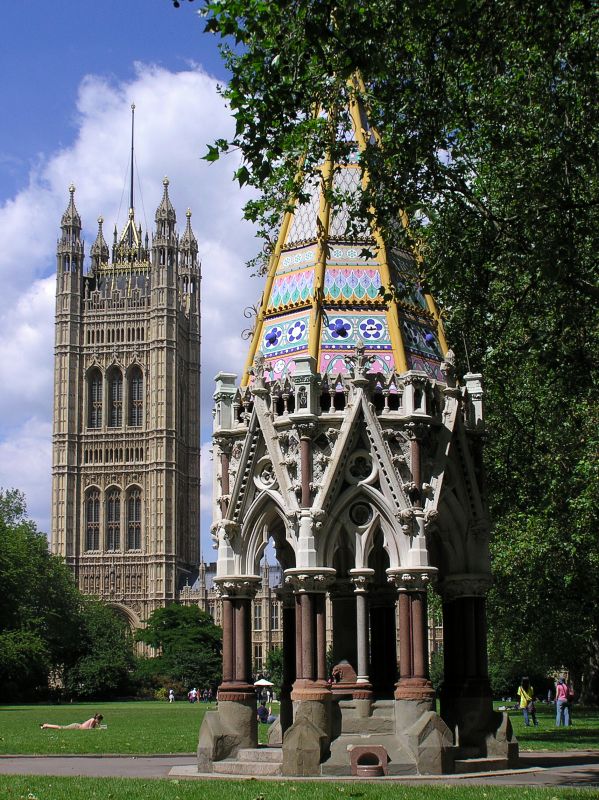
0;751;597;787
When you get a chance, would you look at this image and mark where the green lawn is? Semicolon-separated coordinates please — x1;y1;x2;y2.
1;701;597;756
0;701;211;755
0;776;595;800
495;703;599;751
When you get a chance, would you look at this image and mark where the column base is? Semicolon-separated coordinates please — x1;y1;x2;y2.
291;679;331;702
197;692;257;771
394;677;435;702
217;681;256;702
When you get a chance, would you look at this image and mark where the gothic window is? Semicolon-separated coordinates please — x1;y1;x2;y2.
129;367;143;427
108;368;123;427
106;488;121;551
253;644;263;672
85;489;100;551
88;370;103;428
253;602;262;631
270;602;280;631
127;488;142;550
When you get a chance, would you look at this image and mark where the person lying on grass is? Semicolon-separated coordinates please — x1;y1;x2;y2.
41;714;104;730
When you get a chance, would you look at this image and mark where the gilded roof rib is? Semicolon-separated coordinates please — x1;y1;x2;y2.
242;82;448;386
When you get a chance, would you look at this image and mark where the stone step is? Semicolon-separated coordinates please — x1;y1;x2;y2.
213;759;282;777
454;757;509;774
237;747;284;763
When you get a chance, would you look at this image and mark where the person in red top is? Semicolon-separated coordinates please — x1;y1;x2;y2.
555;677;572;726
41;714;103;730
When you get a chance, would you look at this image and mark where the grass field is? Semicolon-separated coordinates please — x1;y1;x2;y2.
495;703;599;752
0;701;597;756
0;776;595;800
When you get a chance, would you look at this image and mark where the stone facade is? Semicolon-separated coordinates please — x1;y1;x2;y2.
51;180;200;628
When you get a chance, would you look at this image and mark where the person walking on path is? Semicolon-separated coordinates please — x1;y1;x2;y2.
517;677;538;727
41;714;104;730
555;677;573;726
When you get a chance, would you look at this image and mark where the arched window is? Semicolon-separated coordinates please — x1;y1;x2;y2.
88;370;102;428
106;488;121;550
129;367;143;427
127;488;142;550
85;489;100;550
108;368;123;427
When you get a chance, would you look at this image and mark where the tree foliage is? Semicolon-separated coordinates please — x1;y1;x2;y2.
176;1;598;696
0;489;85;700
136;604;222;689
62;600;136;699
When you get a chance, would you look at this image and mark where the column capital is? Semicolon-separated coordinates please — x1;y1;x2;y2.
284;567;336;593
214;575;261;599
349;568;375;593
387;568;436;592
438;572;492;600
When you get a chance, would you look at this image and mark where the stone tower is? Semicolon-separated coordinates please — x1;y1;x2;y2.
198;81;516;776
51;176;200;629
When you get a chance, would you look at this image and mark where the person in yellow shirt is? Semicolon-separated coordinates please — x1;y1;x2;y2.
517;677;538;726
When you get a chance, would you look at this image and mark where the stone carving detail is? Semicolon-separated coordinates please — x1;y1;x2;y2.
439;573;493;600
215;577;261;599
285;570;336;593
344;339;376;379
345;450;375;484
387;570;434;592
399;507;415;535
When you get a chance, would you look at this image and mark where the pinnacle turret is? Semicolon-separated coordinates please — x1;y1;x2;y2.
60;184;81;231
180;209;198;251
154;176;177;225
90;216;109;271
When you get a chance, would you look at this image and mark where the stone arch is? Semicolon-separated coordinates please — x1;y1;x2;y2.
107;601;142;633
242;491;297;576
320;483;407;570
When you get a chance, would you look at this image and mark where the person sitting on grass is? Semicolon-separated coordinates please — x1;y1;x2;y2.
256;701;276;725
41;714;104;730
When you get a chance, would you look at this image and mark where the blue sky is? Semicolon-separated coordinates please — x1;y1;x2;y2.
0;1;224;200
0;0;261;557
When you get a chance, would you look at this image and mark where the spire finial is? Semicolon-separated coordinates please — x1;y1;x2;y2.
69;184;75;195
186;208;192;219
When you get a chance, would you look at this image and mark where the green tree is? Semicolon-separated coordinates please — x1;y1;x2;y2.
63;600;135;699
177;0;598;699
136;604;222;689
264;646;283;694
0;489;86;700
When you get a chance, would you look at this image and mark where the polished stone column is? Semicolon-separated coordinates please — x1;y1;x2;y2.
285;568;335;701
221;596;234;684
215;577;261;701
315;593;327;682
388;569;435;703
349;568;374;690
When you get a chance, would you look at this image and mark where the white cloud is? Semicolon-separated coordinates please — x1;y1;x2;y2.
0;64;262;549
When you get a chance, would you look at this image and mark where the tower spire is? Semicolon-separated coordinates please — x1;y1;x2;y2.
129;103;135;247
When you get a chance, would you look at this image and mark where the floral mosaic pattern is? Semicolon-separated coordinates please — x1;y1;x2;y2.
269;269;314;309
322;313;390;349
324;268;381;301
261;314;310;357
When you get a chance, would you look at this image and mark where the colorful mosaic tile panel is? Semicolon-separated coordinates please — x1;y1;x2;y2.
324;268;381;301
261;314;310;357
263;353;299;381
269;269;314;309
278;246;317;274
320;350;394;375
407;354;445;382
322;312;391;349
401;318;443;359
327;244;379;265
